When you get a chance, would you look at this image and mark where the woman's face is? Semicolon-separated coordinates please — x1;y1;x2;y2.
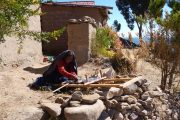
65;56;73;64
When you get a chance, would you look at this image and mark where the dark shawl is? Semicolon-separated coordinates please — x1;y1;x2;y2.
43;50;77;77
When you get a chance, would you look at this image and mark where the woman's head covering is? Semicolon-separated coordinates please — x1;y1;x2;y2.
43;50;77;77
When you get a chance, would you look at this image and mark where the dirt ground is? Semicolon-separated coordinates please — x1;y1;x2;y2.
0;59;176;120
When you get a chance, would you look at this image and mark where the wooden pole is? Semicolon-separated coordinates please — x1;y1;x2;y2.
84;77;107;85
102;78;131;83
52;83;69;93
59;83;123;88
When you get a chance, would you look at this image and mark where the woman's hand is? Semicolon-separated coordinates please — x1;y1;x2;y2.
71;75;78;81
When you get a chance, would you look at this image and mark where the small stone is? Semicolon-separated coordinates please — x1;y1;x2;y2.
116;102;130;113
162;104;167;111
129;113;138;120
120;95;129;101
148;91;163;98
141;92;149;100
136;87;143;94
82;93;100;104
155;86;162;92
131;104;141;112
133;93;140;99
165;109;172;115
41;102;61;117
71;91;83;101
105;99;118;108
114;112;124;120
106;87;123;99
55;97;65;104
69;101;81;107
152;116;156;120
141;85;149;92
137;100;147;106
172;112;178;120
141;110;148;116
127;96;137;104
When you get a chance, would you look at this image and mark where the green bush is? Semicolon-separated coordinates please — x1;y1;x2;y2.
92;27;117;57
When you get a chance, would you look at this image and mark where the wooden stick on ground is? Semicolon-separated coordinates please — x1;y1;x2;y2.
52;83;69;93
101;78;131;83
84;77;107;85
60;83;123;88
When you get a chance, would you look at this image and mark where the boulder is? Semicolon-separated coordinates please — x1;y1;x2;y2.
64;100;105;120
10;106;47;120
71;91;83;101
82;93;100;104
122;76;145;94
69;101;81;107
106;87;123;99
41;103;61;118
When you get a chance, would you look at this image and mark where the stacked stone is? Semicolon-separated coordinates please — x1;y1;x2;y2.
40;77;179;120
68;16;97;27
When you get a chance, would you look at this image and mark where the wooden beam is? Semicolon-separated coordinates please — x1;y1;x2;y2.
60;83;123;88
84;77;107;85
100;78;131;83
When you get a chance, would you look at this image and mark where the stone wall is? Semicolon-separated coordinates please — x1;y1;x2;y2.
67;22;96;66
41;5;107;55
0;6;42;70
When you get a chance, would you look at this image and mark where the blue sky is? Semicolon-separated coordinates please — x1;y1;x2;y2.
52;0;171;38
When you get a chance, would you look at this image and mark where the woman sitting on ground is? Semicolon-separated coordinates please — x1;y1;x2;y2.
31;50;78;89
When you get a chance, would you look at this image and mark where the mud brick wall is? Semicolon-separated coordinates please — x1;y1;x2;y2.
67;23;96;66
41;5;106;55
0;5;42;71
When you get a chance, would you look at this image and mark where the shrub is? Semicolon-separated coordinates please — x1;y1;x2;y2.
91;27;117;58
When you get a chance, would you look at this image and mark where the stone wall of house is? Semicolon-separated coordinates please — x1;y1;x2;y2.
0;6;42;70
41;5;107;55
67;22;96;66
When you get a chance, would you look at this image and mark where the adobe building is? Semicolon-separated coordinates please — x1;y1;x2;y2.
41;1;112;57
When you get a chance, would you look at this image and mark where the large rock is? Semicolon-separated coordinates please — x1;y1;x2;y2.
71;91;83;101
106;87;123;99
64;100;105;120
7;106;47;120
69;101;81;107
41;103;61;118
122;76;145;94
82;93;100;104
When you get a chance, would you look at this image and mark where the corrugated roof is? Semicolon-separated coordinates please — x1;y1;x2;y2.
42;2;113;9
